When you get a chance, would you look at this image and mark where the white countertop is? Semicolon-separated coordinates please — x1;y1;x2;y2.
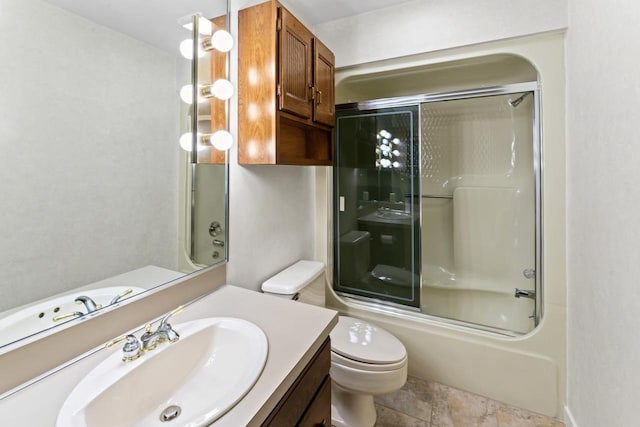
0;285;338;426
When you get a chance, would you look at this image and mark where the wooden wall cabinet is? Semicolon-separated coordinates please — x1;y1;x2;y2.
262;338;331;426
239;1;335;165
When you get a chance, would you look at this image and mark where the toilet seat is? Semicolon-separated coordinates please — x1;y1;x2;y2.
331;349;407;372
330;316;407;365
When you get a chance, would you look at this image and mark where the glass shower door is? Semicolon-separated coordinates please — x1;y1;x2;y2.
334;105;421;308
419;92;538;333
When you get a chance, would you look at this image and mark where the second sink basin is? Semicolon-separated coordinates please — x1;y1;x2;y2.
56;317;268;427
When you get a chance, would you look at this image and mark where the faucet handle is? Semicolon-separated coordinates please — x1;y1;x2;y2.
110;288;134;305
157;306;184;344
140;323;159;351
106;334;142;362
52;311;84;322
160;305;185;326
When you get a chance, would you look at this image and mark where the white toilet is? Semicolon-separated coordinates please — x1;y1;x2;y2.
262;260;408;427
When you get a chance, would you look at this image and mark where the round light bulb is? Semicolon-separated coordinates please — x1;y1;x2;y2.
179;85;195;104
179;39;205;59
211;79;234;100
210;130;233;151
392;149;401;156
392;137;401;145
179;132;206;152
210;30;233;52
392;161;401;168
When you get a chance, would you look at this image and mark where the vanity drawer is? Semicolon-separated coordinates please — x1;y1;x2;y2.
298;376;331;427
262;338;330;426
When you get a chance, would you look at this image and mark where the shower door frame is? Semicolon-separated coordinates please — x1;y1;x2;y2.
334;81;544;334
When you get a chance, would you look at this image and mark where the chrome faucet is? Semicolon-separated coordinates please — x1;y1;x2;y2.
140;306;183;352
106;334;143;363
75;295;101;313
514;288;536;299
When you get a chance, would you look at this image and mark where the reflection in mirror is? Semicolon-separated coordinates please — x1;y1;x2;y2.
0;0;229;350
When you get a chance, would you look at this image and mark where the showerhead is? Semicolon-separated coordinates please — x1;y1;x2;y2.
509;92;531;108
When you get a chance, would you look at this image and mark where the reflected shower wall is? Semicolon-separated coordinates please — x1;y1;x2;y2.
420;93;536;333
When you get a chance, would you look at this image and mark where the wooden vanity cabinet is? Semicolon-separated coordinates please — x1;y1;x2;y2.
262;338;331;427
238;1;335;165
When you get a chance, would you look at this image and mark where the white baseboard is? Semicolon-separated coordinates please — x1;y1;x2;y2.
564;406;578;427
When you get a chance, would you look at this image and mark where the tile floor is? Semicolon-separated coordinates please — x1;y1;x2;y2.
373;377;565;427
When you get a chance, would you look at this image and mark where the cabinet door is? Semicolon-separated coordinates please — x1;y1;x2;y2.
298;377;331;427
278;7;313;119
313;39;335;127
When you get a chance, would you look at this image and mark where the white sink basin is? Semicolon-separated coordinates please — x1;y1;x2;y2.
56;317;268;427
0;286;144;347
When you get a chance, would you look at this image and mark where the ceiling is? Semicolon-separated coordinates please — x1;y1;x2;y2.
45;0;228;53
44;0;413;53
286;0;415;25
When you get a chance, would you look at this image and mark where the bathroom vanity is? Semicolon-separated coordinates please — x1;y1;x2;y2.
0;285;338;426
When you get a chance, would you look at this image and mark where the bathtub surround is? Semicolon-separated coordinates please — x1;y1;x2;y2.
374;376;565;427
0;0;180;312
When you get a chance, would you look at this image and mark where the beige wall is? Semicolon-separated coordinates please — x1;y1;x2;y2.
312;0;567;68
566;1;640;426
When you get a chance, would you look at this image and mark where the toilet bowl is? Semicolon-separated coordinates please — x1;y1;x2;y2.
262;260;408;427
329;316;407;427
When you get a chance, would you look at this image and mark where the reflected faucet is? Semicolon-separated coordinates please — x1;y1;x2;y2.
110;288;134;305
75;295;101;313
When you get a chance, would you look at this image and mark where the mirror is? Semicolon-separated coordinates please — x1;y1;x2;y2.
0;0;230;349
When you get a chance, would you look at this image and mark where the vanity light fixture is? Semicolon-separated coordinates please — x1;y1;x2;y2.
179;30;234;59
203;130;233;151
376;129;403;169
205;29;233;52
179;79;234;104
180;131;233;152
179;132;206;152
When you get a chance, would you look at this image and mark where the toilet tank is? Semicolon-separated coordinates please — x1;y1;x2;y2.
261;260;325;306
339;230;370;285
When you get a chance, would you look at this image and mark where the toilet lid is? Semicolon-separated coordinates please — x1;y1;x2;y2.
330;316;406;364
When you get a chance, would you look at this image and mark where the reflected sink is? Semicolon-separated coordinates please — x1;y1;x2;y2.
56;317;268;427
375;209;411;220
0;286;144;346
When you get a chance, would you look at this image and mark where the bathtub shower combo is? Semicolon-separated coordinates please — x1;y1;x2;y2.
334;84;541;335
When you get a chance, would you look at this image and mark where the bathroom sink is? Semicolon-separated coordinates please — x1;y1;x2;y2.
56;317;268;427
375;209;411;220
358;209;414;225
0;286;144;347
